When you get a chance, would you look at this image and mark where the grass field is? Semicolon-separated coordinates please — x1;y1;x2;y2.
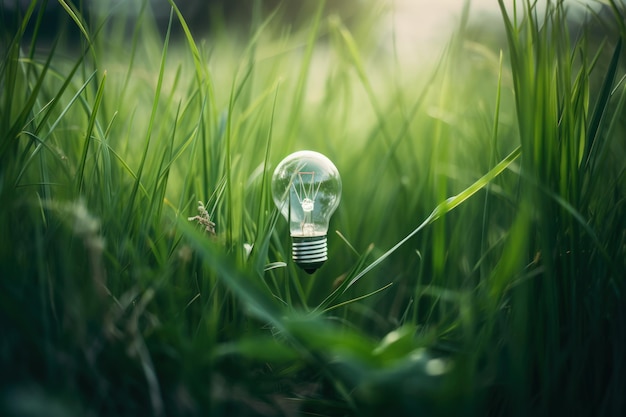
1;0;625;416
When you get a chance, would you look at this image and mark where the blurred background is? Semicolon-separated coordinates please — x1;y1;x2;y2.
1;0;605;45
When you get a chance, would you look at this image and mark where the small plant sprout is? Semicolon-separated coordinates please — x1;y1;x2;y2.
188;201;216;235
271;151;342;274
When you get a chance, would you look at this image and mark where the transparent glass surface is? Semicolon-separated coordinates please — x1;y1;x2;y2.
271;150;342;237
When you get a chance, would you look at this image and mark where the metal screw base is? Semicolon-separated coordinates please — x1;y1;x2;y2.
292;235;327;274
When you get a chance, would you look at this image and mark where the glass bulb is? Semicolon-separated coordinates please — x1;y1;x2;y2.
271;150;342;274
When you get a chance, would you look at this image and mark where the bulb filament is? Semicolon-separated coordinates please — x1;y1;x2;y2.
292;171;322;235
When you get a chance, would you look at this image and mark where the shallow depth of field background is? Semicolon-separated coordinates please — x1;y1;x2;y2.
1;1;625;416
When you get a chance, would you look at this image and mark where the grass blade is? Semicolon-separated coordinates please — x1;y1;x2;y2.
56;0;92;45
344;146;521;293
583;38;622;171
124;7;173;229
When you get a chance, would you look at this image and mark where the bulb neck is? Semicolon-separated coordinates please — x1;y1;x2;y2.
291;235;327;274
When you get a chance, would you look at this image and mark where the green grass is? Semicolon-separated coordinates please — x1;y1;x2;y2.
1;0;625;416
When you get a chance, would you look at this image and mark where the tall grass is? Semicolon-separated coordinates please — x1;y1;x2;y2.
1;0;625;416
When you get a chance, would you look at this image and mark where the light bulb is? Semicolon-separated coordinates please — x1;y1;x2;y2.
271;150;342;274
